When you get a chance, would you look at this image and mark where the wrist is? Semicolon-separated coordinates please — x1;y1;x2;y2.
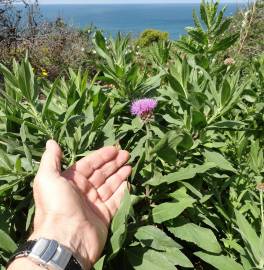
30;217;91;270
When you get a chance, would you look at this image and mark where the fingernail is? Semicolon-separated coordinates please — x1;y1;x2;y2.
46;140;53;149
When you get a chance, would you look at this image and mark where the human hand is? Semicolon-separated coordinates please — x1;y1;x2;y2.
30;140;131;269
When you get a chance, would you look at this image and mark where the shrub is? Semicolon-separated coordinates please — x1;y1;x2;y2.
137;29;169;47
0;1;264;270
0;1;97;79
229;0;264;59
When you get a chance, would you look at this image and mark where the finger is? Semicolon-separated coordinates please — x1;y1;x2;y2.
37;140;62;178
65;146;118;179
98;165;131;202
105;182;129;218
88;150;130;188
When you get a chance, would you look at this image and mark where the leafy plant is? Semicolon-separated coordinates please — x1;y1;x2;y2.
137;29;169;48
0;1;264;270
175;0;239;59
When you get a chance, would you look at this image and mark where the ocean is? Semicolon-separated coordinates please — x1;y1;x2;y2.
39;3;247;39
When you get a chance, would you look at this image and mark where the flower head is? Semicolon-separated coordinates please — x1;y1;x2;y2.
257;183;264;192
224;57;235;66
130;98;157;118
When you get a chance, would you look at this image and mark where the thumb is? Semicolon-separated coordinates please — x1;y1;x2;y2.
37;140;62;177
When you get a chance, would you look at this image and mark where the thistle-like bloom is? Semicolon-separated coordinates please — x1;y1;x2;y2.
224;57;235;66
257;183;264;192
130;98;157;118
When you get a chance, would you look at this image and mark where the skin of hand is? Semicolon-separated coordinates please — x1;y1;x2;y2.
13;140;131;269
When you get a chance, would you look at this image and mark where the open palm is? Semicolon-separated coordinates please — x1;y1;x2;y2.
31;140;131;269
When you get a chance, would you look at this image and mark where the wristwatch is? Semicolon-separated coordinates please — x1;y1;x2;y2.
7;238;84;270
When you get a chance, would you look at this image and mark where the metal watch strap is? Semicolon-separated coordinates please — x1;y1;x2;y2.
7;239;83;270
7;240;36;267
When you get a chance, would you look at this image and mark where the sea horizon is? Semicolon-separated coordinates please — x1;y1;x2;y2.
37;2;249;4
33;3;248;39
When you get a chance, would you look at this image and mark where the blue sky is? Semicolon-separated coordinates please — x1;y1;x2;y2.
38;0;251;4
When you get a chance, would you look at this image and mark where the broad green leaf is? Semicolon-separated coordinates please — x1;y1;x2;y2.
208;120;246;129
221;80;231;107
195;252;244;270
0;181;20;196
204;150;236;173
109;190;132;260
135;225;181;250
165;247;193;268
127;247;177;270
235;210;263;262
167;74;186;97
152;198;195;223
146;162;215;186
192;110;207;129
111;190;131;232
209;33;239;53
169;223;221;253
0;229;17;253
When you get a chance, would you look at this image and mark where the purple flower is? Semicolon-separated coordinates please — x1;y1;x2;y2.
130;98;157;117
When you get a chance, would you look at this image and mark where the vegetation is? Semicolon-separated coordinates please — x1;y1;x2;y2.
0;1;264;270
229;0;264;59
0;0;97;79
137;29;169;47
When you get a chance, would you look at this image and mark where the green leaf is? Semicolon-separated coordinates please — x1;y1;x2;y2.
152;198;195;223
0;181;20;196
167;74;185;97
151;131;183;164
186;27;207;44
165;247;193;268
135;225;182;250
200;1;209;28
127;247;177;270
192;110;207;129
209;33;239;53
0;229;17;253
169;223;221;253
221;80;231;107
109;190;132;260
204;150;236;173
192;9;203;30
146;163;215;186
195;252;244;270
235;210;263;262
42;79;59;118
93;256;105;270
208;121;246;130
215;18;232;36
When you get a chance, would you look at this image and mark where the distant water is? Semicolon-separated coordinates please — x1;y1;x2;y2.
39;4;247;39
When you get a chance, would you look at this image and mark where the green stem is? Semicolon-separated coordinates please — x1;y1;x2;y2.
144;121;153;203
260;191;264;229
145;122;151;162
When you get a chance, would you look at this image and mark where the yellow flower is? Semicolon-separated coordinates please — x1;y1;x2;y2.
41;69;48;77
